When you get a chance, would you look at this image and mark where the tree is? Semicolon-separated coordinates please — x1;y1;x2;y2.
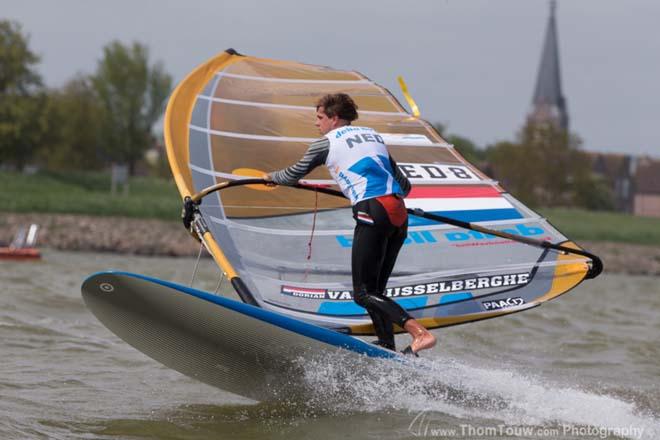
446;134;486;166
486;121;603;208
486;139;541;204
0;20;47;170
91;41;172;175
432;122;486;168
0;20;41;94
39;75;105;171
432;122;448;138
573;173;615;211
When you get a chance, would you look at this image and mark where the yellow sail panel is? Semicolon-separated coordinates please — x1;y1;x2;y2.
208;103;432;140
165;51;242;198
226;57;365;81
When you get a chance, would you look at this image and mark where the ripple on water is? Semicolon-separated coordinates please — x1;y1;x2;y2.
1;251;659;440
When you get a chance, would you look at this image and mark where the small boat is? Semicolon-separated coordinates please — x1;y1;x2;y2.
0;224;41;260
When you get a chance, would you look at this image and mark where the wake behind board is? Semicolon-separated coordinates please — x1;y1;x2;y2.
81;271;396;401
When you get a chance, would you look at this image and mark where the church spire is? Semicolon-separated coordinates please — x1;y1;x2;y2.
528;0;569;130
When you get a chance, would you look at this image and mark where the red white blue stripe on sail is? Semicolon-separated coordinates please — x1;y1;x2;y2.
405;186;523;226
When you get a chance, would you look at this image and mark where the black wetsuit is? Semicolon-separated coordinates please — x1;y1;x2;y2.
271;134;412;350
351;195;411;350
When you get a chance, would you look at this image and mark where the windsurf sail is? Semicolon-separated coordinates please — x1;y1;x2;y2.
164;49;601;335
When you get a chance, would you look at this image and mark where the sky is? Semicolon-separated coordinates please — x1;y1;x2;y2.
4;0;660;157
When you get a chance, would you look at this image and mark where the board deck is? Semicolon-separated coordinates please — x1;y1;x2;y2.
81;271;396;400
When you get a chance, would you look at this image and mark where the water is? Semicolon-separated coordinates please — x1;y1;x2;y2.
1;250;659;439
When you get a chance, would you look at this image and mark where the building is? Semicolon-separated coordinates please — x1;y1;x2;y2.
586;153;660;218
633;156;660;217
526;3;660;218
588;152;635;212
527;0;569;131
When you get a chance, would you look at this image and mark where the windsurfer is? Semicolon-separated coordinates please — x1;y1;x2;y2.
264;93;436;355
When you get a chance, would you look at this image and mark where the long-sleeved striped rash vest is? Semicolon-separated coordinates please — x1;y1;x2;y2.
270;138;330;185
270;138;411;198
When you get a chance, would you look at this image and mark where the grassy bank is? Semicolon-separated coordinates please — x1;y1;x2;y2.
2;171;660;246
538;207;660;246
0;170;180;220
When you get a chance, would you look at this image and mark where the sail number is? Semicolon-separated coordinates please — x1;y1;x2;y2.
397;163;478;182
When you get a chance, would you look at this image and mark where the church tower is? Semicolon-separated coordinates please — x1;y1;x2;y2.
528;0;569;130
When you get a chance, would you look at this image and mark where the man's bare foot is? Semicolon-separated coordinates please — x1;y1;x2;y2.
404;319;436;353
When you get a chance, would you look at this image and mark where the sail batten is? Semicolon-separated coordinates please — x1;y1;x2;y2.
197;95;410;116
218;72;372;84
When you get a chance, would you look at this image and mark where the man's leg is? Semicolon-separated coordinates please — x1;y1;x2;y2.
352;220;412;350
376;211;436;355
376;218;407;294
366;309;394;350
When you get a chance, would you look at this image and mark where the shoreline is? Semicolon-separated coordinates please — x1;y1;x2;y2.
2;212;659;276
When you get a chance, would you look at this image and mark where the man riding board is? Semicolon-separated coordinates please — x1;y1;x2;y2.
264;93;436;355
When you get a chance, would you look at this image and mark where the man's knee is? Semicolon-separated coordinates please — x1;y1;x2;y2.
353;288;369;308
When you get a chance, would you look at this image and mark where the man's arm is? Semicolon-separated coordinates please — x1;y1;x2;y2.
389;156;411;197
270;138;330;185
